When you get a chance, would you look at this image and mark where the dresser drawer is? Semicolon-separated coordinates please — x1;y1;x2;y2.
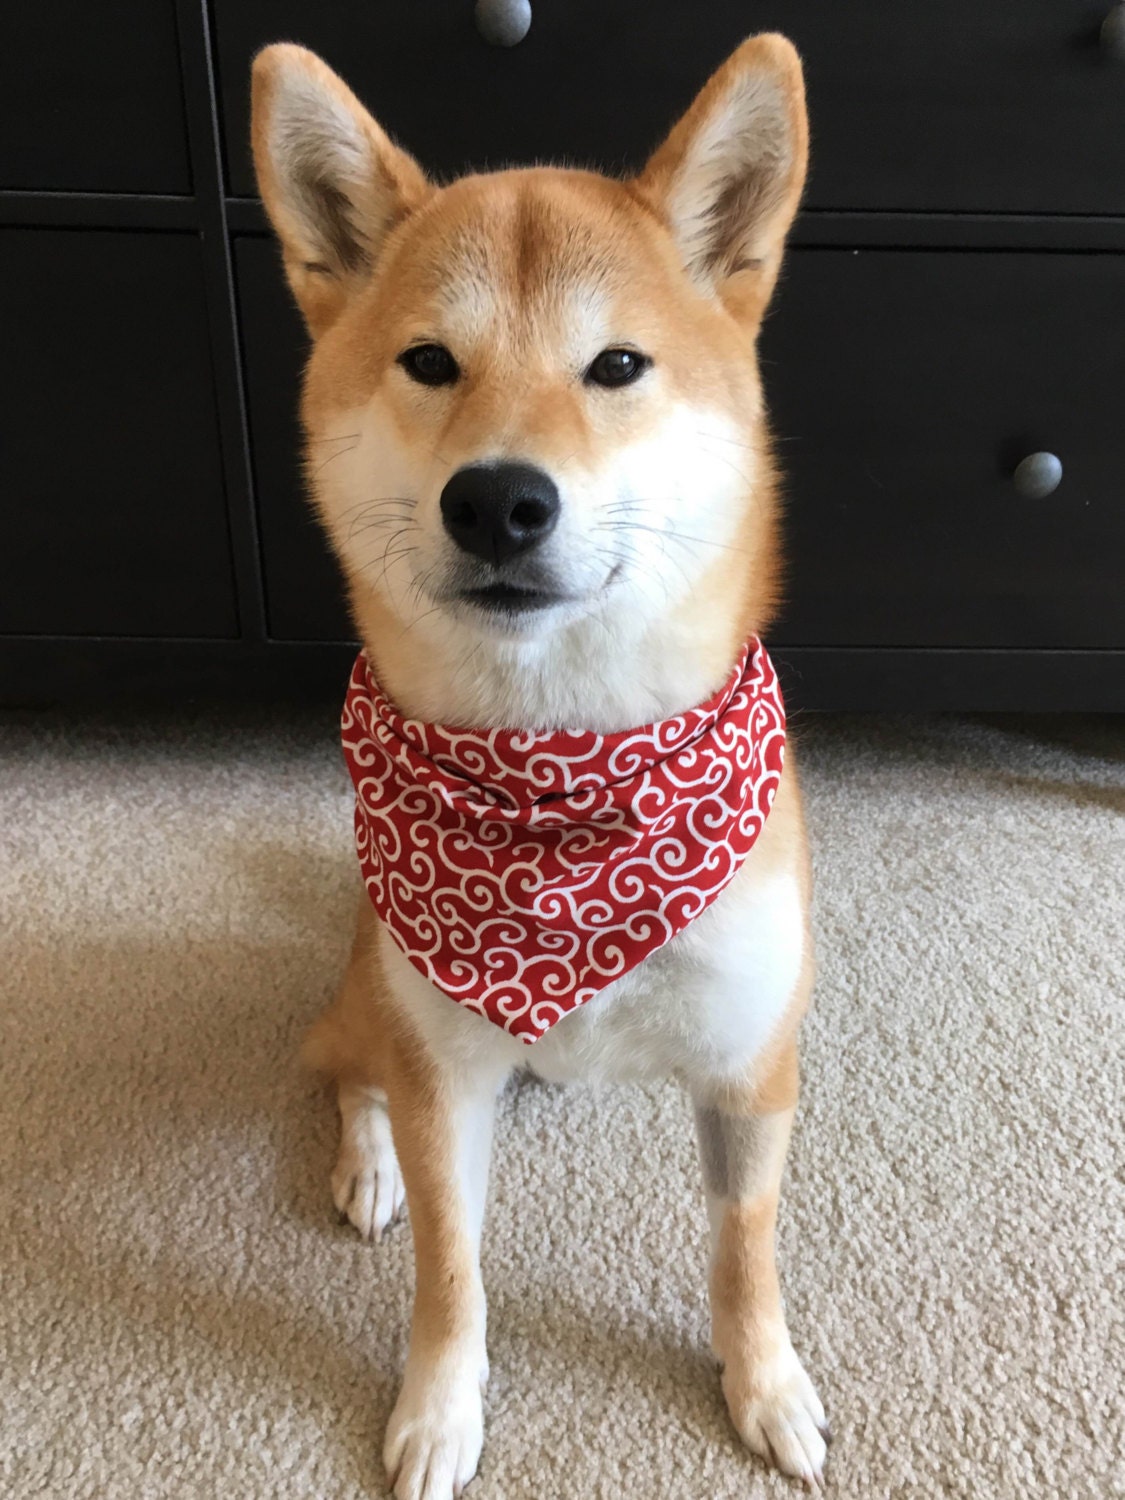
2;0;189;193
0;231;237;639
764;250;1125;649
218;1;1125;213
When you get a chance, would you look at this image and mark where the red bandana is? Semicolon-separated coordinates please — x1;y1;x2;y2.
341;638;786;1044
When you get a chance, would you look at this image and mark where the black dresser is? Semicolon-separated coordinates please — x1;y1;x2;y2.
3;1;1123;709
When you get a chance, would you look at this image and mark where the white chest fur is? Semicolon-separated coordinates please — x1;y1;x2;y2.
377;866;804;1090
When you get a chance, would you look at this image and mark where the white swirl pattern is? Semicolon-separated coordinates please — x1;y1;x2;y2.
341;637;786;1044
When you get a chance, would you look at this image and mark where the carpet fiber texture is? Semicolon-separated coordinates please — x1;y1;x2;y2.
1;705;1122;1499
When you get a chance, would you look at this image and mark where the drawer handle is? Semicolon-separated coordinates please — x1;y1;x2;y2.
1012;452;1063;500
475;0;532;46
1101;4;1125;57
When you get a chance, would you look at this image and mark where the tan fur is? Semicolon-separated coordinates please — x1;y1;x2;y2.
713;1191;789;1393
697;995;806;1375
703;1049;799;1362
698;1026;821;1470
253;32;825;1494
379;1030;482;1356
301;892;384;1088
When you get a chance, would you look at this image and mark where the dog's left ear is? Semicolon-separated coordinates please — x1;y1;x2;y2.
635;34;808;321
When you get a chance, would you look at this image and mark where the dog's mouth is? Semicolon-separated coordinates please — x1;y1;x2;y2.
453;562;625;619
459;582;566;614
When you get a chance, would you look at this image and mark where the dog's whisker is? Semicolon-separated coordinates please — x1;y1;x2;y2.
458;640;486;676
309;438;363;474
336;495;419;520
374;529;423;589
693;443;756;490
399;600;446;638
598;522;694;594
693;428;756;452
402;558;443;619
347;513;420;532
347;518;421;543
345;508;420;543
596;519;751;558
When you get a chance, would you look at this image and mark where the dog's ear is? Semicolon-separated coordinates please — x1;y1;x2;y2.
635;34;808;323
251;44;431;336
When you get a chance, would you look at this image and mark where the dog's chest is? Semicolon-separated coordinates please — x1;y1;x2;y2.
381;866;805;1088
526;869;805;1085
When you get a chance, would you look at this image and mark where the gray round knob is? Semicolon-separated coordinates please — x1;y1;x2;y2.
1101;4;1125;58
475;0;532;47
1012;451;1063;500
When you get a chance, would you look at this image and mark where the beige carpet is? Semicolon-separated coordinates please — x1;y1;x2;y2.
2;703;1122;1500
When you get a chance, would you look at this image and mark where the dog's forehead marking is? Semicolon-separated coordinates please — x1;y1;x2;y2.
434;251;498;351
436;264;614;371
425;186;626;364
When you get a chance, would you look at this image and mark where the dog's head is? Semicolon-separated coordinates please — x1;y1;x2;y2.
252;37;807;678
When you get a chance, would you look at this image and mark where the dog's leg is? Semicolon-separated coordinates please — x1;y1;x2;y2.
693;1034;827;1486
304;896;406;1239
331;1078;404;1240
382;1019;506;1500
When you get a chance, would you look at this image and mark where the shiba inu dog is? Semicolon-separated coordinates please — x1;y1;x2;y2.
252;32;825;1497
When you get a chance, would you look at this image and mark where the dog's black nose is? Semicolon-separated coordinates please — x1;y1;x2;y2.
440;463;560;565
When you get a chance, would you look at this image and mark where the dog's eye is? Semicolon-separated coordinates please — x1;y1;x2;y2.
398;343;459;387
585;348;650;389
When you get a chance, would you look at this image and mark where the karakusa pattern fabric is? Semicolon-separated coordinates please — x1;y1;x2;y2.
341;638;786;1043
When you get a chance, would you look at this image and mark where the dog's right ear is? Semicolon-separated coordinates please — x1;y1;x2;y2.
251;44;430;336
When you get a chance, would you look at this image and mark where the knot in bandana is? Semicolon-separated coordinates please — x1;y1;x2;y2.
341;638;786;1043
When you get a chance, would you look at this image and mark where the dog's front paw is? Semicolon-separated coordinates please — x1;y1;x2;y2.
383;1353;484;1500
723;1338;828;1488
331;1084;405;1240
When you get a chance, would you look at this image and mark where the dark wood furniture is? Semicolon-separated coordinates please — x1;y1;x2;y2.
3;1;1123;709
